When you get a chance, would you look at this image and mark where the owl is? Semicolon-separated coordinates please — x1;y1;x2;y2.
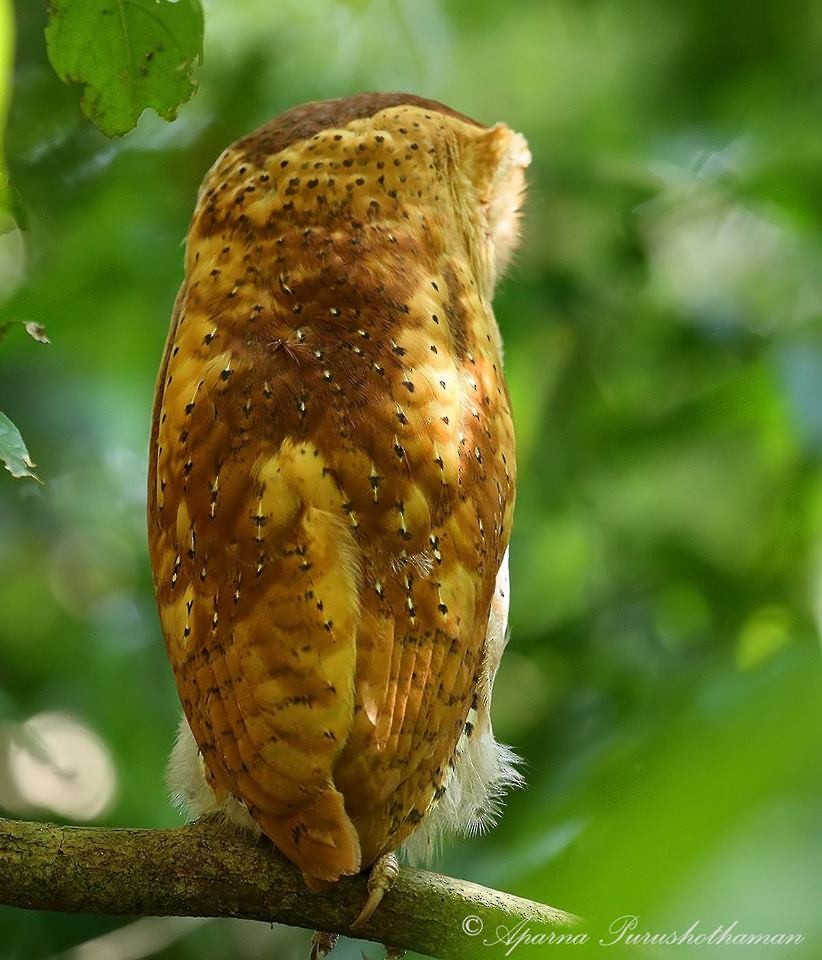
147;93;530;955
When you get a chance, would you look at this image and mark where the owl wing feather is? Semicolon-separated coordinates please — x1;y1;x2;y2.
150;286;367;882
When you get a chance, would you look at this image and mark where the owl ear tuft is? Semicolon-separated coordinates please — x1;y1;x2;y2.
469;124;531;283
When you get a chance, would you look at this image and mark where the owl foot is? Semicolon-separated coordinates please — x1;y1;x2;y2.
359;949;404;960
351;852;400;928
309;930;338;960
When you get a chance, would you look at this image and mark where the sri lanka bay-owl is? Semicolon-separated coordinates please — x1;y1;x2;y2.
147;93;530;940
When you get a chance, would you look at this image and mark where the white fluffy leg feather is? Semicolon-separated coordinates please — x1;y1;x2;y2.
166;715;259;834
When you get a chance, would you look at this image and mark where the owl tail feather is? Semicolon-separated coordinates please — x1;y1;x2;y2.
256;786;362;885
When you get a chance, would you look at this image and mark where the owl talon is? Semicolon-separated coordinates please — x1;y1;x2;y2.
351;852;400;928
310;930;338;960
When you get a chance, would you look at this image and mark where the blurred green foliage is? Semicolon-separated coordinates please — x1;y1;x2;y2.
1;1;821;959
0;0;11;207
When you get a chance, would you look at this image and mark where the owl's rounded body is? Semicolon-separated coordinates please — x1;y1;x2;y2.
148;93;529;886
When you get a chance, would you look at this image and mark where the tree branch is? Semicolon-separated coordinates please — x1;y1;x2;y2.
0;817;578;959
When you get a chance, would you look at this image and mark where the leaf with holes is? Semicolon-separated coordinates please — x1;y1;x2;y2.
45;0;204;138
0;411;41;482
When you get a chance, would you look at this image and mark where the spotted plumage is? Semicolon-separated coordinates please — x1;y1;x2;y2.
148;93;529;890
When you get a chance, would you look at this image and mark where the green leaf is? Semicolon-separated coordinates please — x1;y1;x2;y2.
45;0;204;138
0;411;41;482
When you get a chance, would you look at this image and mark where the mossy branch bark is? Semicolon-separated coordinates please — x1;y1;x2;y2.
0;816;578;959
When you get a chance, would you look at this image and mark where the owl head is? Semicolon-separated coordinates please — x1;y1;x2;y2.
210;92;530;299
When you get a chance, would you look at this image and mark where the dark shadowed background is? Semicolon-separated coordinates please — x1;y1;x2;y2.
1;1;821;958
